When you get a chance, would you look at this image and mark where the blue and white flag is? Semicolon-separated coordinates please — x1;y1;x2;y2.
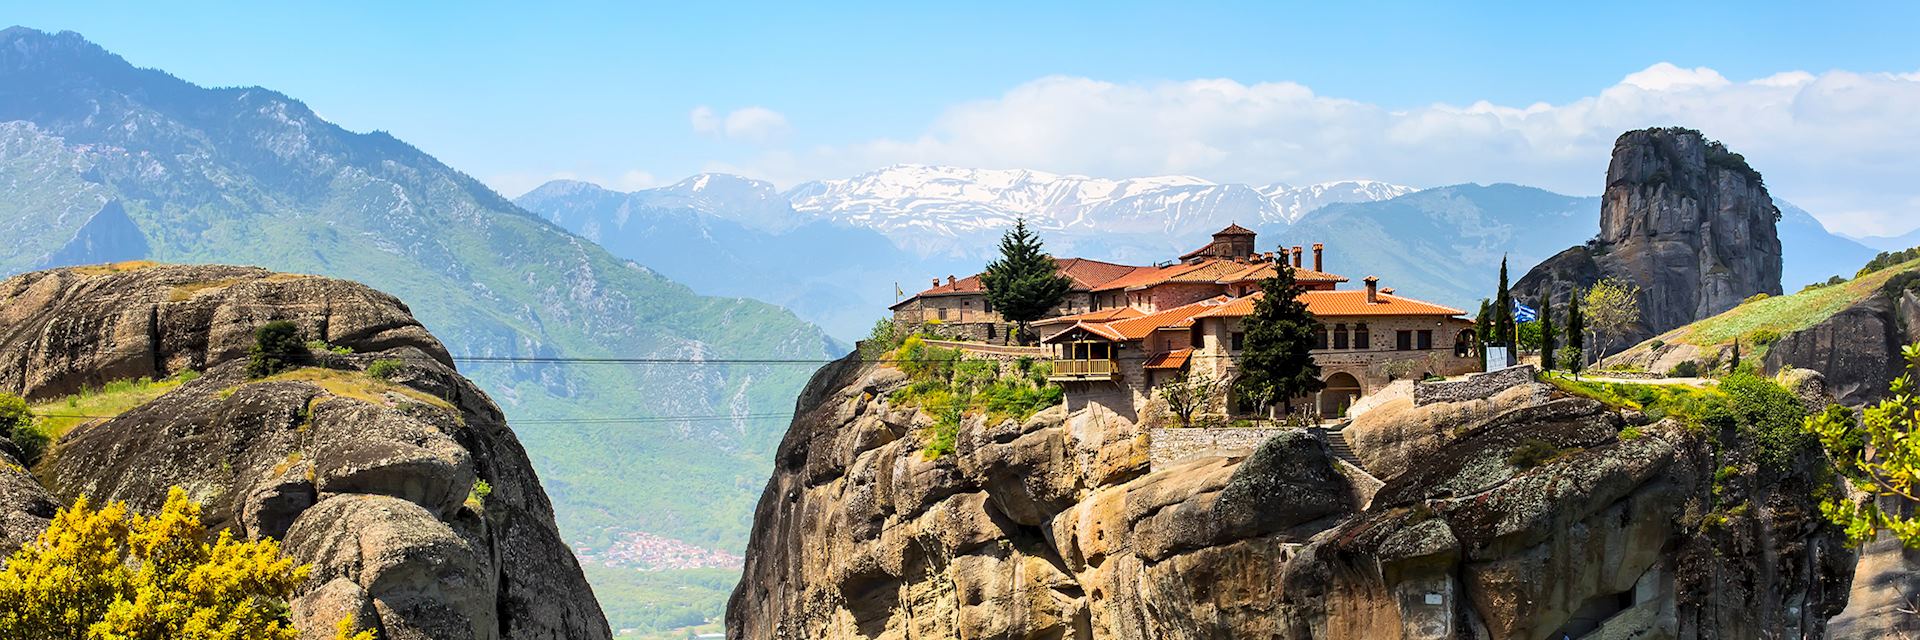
1513;301;1540;323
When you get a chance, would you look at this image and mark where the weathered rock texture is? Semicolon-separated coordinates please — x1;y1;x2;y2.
728;355;1855;639
1764;289;1920;406
0;263;609;640
1515;128;1783;352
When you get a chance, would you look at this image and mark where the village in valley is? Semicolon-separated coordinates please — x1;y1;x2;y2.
884;222;1508;431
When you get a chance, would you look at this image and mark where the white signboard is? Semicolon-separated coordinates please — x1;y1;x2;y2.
1486;347;1514;370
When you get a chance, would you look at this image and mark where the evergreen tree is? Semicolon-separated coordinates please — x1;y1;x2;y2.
981;218;1073;343
1234;264;1326;416
1492;257;1514;349
1539;293;1558;371
1731;338;1743;373
1566;290;1586;375
1475;299;1493;353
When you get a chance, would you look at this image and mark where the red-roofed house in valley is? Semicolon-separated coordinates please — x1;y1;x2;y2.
892;223;1481;423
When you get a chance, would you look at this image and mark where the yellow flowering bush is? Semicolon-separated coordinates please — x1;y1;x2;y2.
0;487;374;639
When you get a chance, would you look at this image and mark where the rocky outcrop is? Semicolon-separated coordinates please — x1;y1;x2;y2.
1516;128;1783;351
728;355;1855;638
0;264;609;640
1764;289;1920;406
0;263;450;401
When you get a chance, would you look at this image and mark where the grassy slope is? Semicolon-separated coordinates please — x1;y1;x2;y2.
1638;257;1920;353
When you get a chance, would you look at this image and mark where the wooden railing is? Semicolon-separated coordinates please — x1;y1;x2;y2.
1051;359;1117;379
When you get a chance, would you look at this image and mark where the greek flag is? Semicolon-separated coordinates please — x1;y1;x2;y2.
1513;301;1539;323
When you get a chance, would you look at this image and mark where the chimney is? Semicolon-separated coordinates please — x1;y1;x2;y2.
932;278;940;288
1312;243;1325;272
1365;276;1380;303
1291;246;1304;268
947;275;957;286
1381;287;1395;295
1263;251;1275;263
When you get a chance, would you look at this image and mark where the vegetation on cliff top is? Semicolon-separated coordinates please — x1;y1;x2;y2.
884;335;1063;458
0;487;374;639
1543;370;1813;470
1625;254;1920;360
1810;344;1920;546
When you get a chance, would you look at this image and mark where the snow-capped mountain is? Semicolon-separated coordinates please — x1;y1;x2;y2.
1258;180;1418;223
782;165;1414;255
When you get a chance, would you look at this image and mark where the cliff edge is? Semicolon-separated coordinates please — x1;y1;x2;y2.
0;263;612;640
729;357;1854;638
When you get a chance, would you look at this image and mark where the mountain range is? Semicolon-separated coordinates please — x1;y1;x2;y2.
521;173;1874;337
0;25;831;600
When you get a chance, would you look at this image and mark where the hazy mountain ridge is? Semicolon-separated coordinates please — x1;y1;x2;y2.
0;26;833;559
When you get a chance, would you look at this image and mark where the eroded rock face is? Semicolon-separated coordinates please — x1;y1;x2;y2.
1764;290;1920;406
0;264;608;640
728;357;1854;639
1515;128;1784;351
0;263;450;401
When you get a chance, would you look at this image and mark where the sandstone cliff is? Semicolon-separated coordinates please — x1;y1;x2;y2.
728;358;1854;638
0;263;611;640
1515;128;1783;351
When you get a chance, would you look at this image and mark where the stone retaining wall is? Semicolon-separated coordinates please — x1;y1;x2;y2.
1148;427;1299;469
1413;365;1538;406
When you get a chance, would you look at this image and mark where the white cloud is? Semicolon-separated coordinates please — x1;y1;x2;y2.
690;105;790;144
721;63;1920;237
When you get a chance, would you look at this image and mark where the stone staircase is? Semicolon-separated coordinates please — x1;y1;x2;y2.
1322;430;1367;472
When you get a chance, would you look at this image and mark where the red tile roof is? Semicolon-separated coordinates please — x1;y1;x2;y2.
893;257;1147;309
1034;307;1146;326
1047;296;1232;343
1194;290;1468;319
1143;348;1194;370
1215;262;1348;285
1213;223;1256;236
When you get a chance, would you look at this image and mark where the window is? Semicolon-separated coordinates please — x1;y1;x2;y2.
1314;327;1329;350
988;324;996;340
1333;323;1349;350
1355;323;1370;350
1231;332;1244;351
937;306;948;320
1396;330;1413;351
1417;330;1433;350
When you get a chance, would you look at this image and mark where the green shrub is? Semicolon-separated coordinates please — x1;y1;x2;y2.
1507;438;1565;469
247;321;303;378
1649;339;1666;351
1229;419;1257;429
0;393;46;465
858;318;905;359
1619;425;1645;441
305;339;353;355
466;479;493;510
1745;328;1782;347
923;406;962;459
366;359;406;381
1667;360;1701;378
1741;293;1771;305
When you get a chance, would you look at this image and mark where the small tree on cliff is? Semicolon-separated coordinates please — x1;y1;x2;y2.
1234;266;1325;416
1583;278;1641;362
1156;370;1221;428
981;218;1072;343
247;320;304;378
1808;344;1920;546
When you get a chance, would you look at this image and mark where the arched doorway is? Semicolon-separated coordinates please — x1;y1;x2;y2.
1319;372;1363;420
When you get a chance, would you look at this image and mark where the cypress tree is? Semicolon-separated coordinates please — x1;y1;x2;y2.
1234;264;1326;417
1492;257;1513;349
1539;293;1557;371
1567;290;1586;376
981;218;1073;343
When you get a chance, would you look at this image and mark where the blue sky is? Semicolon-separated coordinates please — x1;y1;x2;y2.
7;2;1920;235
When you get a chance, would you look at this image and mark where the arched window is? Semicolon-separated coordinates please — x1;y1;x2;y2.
1354;323;1371;350
1455;329;1477;358
1332;323;1349;350
1314;326;1329;350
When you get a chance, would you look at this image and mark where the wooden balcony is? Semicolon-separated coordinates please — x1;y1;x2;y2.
1050;358;1118;381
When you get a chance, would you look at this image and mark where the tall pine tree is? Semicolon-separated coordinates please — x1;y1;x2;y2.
981;218;1073;343
1539;293;1557;371
1234;264;1326;417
